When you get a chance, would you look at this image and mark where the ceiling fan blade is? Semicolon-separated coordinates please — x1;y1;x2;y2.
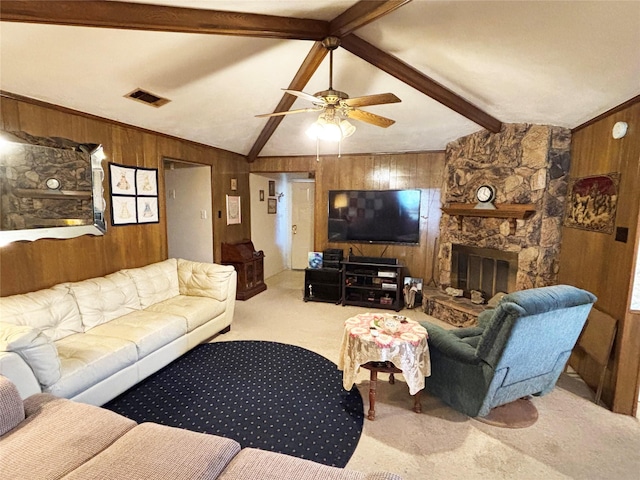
343;93;401;108
282;89;326;105
347;109;396;128
256;107;322;118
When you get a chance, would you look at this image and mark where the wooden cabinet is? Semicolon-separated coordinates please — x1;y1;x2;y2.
342;261;404;312
221;240;267;300
304;268;342;304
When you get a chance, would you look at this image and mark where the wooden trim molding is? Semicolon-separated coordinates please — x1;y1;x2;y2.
573;95;640;132
0;90;244;159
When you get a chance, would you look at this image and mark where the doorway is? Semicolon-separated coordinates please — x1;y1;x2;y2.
164;159;213;263
291;181;315;270
249;173;314;278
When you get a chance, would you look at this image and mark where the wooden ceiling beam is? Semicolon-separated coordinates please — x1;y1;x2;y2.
247;42;328;162
340;34;503;133
0;1;329;40
329;0;412;37
247;0;414;160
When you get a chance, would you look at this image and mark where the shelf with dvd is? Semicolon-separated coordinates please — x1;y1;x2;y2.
341;258;404;312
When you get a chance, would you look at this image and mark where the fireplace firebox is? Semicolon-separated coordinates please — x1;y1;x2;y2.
451;245;517;300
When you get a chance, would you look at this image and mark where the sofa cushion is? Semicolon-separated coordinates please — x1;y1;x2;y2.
146;295;226;332
47;334;138;399
63;422;241;480
85;310;186;358
0;286;83;341
0;375;24;436
123;258;180;309
178;258;235;302
0;393;136;480
65;271;142;329
218;448;401;480
0;322;61;387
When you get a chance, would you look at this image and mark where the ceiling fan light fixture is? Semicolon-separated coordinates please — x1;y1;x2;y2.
339;120;356;138
306;115;354;142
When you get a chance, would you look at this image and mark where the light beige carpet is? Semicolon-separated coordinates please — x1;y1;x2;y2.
211;270;640;480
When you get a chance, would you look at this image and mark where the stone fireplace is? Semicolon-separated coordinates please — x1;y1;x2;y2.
427;124;571;325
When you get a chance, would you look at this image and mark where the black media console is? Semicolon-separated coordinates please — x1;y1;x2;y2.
304;267;342;304
342;257;404;312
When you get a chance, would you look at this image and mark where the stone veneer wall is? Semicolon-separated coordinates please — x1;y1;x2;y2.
438;124;571;292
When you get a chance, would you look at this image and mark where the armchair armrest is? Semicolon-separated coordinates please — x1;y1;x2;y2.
421;322;482;364
477;309;495;328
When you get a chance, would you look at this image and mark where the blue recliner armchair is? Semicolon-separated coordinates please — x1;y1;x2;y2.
420;285;596;418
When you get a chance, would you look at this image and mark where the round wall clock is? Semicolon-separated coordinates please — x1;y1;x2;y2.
45;178;61;190
476;184;496;204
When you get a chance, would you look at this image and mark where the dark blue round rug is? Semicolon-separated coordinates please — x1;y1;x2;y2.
104;341;364;467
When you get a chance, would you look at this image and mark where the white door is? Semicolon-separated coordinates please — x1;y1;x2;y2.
291;181;315;270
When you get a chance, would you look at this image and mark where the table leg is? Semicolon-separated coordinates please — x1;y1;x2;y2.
389;372;395;385
413;389;422;414
368;370;378;420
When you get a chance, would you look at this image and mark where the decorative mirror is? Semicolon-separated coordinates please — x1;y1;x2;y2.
0;130;107;245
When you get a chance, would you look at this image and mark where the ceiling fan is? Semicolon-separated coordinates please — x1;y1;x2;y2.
256;36;401;137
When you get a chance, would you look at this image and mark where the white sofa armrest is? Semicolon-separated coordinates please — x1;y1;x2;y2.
0;352;41;399
177;259;236;302
0;322;61;388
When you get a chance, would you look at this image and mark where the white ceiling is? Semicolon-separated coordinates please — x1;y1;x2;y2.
1;1;639;159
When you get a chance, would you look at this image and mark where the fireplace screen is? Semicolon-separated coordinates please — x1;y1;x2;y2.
451;245;517;299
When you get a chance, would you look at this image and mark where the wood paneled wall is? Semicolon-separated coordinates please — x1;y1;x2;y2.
0;94;250;296
251;152;445;281
559;99;640;415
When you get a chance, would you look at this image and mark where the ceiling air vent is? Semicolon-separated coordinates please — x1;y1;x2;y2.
125;88;170;107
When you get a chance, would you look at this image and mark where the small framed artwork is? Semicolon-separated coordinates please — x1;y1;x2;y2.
136;168;158;196
259;189;265;201
268;180;275;197
111;196;137;225
403;276;423;309
110;164;136;195
226;195;241;225
267;198;277;214
230;178;237;191
137;197;159;224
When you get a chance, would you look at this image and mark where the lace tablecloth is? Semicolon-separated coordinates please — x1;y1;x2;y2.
338;313;430;395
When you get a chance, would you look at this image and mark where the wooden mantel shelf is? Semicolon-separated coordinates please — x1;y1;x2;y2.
442;203;537;234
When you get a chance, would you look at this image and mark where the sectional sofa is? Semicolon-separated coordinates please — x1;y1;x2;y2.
0;375;403;480
0;258;236;405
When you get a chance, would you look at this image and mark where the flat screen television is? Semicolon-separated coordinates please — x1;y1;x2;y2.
328;189;421;244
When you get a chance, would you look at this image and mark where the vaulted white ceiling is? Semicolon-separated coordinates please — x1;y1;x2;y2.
1;1;638;160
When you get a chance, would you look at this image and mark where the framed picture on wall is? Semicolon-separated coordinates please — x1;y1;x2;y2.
137;197;159;224
111;196;137;225
110;164;136;195
230;178;237;191
267;198;277;214
226;195;241;225
268;180;275;197
136;168;158;196
109;162;159;226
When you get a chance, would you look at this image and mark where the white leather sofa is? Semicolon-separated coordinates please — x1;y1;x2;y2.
0;258;237;406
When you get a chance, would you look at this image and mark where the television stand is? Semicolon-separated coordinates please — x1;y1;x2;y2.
342;259;404;312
